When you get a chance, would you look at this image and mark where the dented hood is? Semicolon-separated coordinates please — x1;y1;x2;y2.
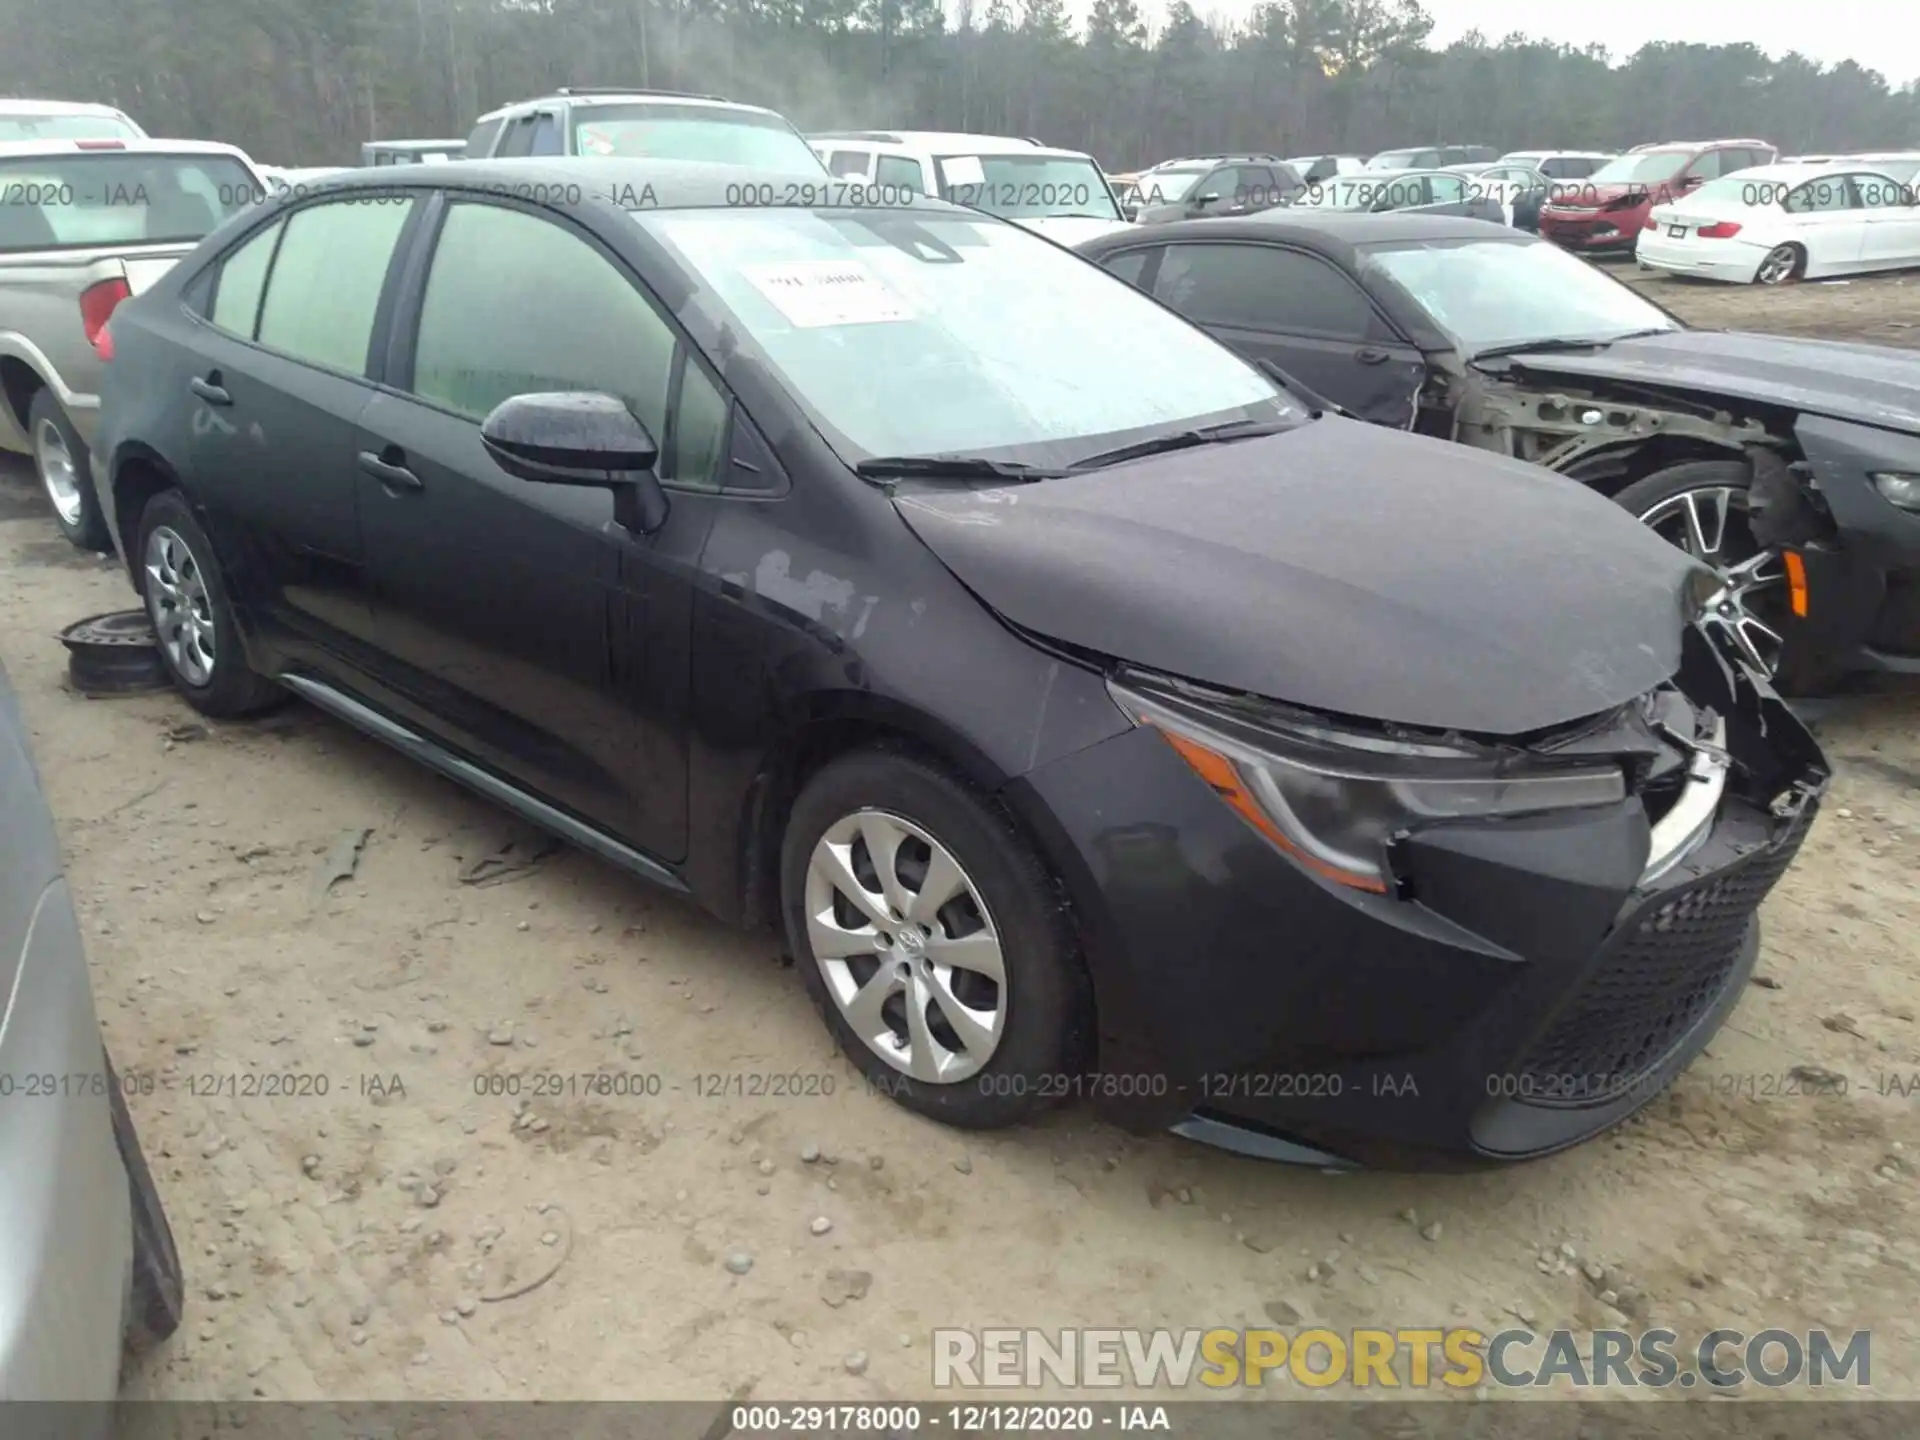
892;417;1708;736
1502;329;1920;433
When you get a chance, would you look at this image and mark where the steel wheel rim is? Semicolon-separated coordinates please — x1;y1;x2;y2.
803;808;1006;1083
143;525;216;687
34;418;83;525
1756;246;1797;285
1638;484;1787;675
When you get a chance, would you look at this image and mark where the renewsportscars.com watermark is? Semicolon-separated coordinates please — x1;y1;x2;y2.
932;1327;1871;1390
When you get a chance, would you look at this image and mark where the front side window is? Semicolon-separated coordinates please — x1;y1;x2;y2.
875;155;926;193
466;117;504;155
934;153;1122;222
1422;174;1467;203
410;202;676;449
256;197;415;375
571;104;826;173
208;219;283;338
638;207;1292;465
1137;168;1207;205
0;152;259;253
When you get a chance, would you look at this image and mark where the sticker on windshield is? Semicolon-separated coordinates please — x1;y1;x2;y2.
578;125;617;156
741;260;915;328
938;155;987;189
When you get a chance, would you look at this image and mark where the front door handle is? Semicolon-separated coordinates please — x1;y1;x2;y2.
358;450;422;493
190;375;231;405
1355;348;1390;365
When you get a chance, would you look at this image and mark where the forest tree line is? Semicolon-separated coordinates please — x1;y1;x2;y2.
4;0;1917;172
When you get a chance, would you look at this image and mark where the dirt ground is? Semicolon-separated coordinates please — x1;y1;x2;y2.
1;270;1917;1406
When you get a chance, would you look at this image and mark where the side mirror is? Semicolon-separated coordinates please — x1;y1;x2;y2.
1189;192;1222;211
480;391;670;535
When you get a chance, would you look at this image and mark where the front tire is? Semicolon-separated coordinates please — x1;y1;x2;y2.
1754;243;1804;286
1615;459;1837;694
29;388;110;552
134;490;285;717
780;749;1093;1129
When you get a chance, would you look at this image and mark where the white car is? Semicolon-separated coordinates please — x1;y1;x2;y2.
1636;161;1920;285
0;99;144;144
806;130;1131;244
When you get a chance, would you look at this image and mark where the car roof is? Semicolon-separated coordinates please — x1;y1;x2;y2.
1703;160;1885;184
0;137;254;162
477;91;786;122
810;131;1094;162
0;98;131;117
298;157;971;212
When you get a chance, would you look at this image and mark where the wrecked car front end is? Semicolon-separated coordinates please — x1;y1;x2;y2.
1009;627;1827;1167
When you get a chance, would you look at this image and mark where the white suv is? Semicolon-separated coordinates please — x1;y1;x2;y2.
806;131;1131;243
0;99;145;143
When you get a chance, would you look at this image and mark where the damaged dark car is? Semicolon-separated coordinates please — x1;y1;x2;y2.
91;162;1827;1167
1079;211;1920;695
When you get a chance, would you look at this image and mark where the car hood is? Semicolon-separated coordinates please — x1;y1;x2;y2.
1503;329;1920;432
1012;214;1135;244
891;417;1707;736
1546;182;1654;210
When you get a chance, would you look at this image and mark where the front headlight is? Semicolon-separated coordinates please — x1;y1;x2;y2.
1871;472;1920;513
1109;677;1627;894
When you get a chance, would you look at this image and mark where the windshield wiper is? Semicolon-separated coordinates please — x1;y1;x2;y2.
854;455;1066;482
1067;418;1292;473
1472;327;1677;364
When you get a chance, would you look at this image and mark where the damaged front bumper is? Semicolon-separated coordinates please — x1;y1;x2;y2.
1007;628;1828;1167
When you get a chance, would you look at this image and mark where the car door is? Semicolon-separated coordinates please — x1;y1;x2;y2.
1852;172;1920;272
351;195;719;859
1149;241;1426;427
180;195;419;663
1782;175;1869;273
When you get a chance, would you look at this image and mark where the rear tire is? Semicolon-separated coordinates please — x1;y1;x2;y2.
1754;243;1804;286
106;1053;184;1351
134;489;286;718
29;388;110;552
780;748;1093;1130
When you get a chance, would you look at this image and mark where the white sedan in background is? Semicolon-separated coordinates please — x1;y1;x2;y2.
1636;161;1920;284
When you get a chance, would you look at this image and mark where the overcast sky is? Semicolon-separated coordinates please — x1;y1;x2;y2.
1097;0;1920;89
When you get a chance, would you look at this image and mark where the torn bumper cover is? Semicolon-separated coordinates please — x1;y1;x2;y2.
1008;628;1828;1166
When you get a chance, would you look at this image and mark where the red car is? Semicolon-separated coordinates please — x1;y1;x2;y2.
1538;139;1777;252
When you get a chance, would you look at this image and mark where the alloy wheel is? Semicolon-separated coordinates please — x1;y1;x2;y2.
1755;245;1799;285
33;417;83;526
1637;484;1787;675
803;809;1006;1083
144;525;217;687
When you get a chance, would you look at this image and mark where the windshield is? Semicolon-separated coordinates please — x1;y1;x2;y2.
1365;149;1433;171
1138;168;1207;203
934;154;1122;221
572;105;827;173
637;207;1291;463
1589;151;1688;185
0;152;259;252
1362;236;1678;354
0;113;140;142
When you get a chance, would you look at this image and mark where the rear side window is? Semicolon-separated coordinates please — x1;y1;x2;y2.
465;117;504;155
1154;243;1386;341
208;220;283;338
528;114;563;156
494;115;537;158
256;198;415;375
826;149;870;178
1098;248;1155;288
876;155;926;193
1687;150;1727;181
0;152;260;253
1783;178;1856;214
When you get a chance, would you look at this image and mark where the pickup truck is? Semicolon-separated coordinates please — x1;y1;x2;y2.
0;138;266;548
461;87;827;172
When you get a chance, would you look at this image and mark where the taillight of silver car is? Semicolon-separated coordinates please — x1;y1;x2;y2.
79;276;130;361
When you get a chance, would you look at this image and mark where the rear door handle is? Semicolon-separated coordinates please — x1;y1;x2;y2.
358;450;422;492
1355;348;1389;365
190;375;230;405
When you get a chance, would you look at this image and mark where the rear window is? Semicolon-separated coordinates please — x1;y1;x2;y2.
0;152;260;252
0;112;140;143
570;104;827;173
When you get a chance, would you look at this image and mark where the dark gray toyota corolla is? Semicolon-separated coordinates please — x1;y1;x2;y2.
87;162;1829;1166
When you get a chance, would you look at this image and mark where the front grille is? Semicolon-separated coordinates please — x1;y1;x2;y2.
1510;815;1808;1107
